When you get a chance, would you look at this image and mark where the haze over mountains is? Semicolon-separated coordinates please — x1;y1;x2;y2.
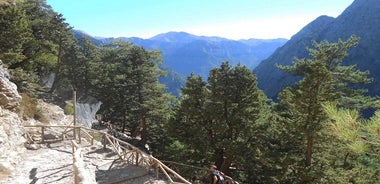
74;30;287;77
73;0;380;99
74;31;287;95
255;0;380;99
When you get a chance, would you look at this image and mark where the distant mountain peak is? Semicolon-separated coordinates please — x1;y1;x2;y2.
254;0;380;99
290;15;334;41
150;31;199;42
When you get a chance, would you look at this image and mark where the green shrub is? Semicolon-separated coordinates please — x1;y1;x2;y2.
64;103;74;115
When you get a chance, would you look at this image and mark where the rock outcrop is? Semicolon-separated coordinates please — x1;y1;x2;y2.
0;60;24;179
0;108;25;179
0;60;21;110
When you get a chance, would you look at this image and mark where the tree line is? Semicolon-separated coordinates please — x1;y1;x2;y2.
1;1;380;183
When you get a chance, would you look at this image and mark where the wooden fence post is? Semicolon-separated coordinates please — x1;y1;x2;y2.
102;134;106;150
135;150;139;166
73;90;77;140
155;162;159;179
41;127;45;143
77;127;81;144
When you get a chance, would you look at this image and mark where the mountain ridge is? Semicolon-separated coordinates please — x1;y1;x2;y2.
73;31;287;96
254;0;380;99
73;30;288;76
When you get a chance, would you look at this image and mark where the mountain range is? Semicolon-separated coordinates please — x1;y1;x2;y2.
74;31;287;77
254;0;380;99
74;30;287;95
74;0;380;99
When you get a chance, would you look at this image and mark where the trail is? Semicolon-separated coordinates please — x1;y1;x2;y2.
3;139;165;184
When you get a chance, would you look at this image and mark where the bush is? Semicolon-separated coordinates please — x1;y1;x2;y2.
19;93;38;119
19;93;48;123
64;103;74;115
34;108;48;124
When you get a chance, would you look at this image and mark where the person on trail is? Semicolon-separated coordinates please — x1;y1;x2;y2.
209;165;224;184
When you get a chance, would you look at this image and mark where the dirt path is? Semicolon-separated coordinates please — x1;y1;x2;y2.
3;141;73;184
3;140;167;184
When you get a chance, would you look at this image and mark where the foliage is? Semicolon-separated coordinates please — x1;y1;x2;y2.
0;0;74;96
168;62;270;182
0;3;30;65
19;93;38;119
89;41;173;150
63;103;74;115
274;36;377;183
323;103;380;183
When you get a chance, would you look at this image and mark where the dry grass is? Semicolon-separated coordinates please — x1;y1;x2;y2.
18;93;48;123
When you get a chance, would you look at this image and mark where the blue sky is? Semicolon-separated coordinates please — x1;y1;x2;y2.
46;0;354;40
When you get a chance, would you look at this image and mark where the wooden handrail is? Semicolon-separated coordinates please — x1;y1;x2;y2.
79;128;94;145
151;156;191;184
25;124;193;184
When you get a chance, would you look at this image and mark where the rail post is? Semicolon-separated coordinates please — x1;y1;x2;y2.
77;127;81;144
73;90;77;140
41;127;45;143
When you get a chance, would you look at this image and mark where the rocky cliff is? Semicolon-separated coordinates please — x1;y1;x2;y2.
0;60;24;178
0;60;21;110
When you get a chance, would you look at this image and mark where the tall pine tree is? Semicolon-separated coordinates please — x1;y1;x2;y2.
170;62;268;181
277;36;375;183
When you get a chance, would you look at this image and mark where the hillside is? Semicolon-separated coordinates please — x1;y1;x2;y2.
254;0;380;99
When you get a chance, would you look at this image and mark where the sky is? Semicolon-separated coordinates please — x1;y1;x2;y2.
46;0;354;40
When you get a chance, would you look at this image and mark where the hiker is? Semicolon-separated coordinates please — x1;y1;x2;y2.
209;165;224;184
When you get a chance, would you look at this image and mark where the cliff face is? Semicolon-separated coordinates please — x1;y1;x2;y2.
254;0;380;99
0;108;25;178
0;60;21;110
0;60;24;178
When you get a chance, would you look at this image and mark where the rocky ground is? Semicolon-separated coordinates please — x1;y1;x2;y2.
0;61;176;184
0;102;170;184
3;138;166;184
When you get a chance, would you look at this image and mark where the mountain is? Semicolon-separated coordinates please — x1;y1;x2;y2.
77;31;287;77
254;0;380;99
73;30;287;96
72;30;104;46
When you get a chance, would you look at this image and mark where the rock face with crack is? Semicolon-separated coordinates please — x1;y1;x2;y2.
0;60;21;110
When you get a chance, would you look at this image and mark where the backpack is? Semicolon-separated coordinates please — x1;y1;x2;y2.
214;171;225;184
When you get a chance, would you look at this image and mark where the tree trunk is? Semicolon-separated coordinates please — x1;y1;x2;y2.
214;149;224;170
305;135;313;167
140;117;148;144
122;112;126;133
220;157;232;175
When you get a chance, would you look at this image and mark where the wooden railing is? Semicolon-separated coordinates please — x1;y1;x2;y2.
24;125;191;184
162;161;238;184
72;140;96;184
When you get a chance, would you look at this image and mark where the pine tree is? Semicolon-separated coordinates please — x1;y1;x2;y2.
322;103;380;183
20;0;74;93
95;41;172;148
62;37;100;96
168;73;211;165
277;36;375;183
169;62;268;181
0;3;31;65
